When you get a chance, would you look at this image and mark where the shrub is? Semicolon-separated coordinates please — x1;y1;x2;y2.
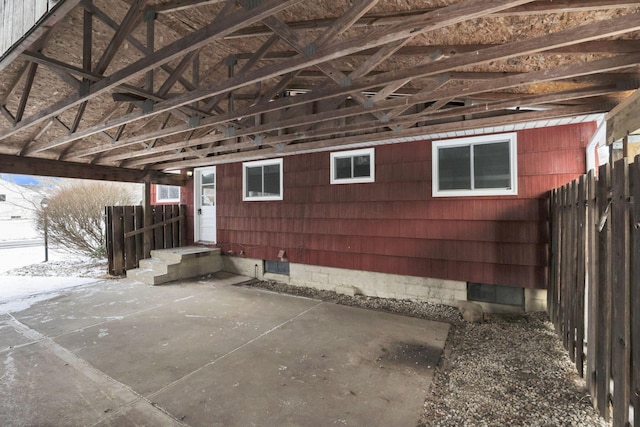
36;181;138;258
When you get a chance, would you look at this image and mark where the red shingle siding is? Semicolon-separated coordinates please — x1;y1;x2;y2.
211;122;595;289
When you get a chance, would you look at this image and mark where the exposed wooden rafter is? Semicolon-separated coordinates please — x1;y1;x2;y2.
0;0;638;180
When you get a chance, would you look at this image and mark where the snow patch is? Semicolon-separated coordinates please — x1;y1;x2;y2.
0;276;99;314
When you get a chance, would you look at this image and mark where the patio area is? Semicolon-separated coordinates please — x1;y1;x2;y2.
0;272;449;426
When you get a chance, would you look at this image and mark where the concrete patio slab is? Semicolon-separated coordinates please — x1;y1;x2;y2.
1;273;450;427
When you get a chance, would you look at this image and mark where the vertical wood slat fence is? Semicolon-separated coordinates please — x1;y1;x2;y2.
105;204;186;276
548;157;639;427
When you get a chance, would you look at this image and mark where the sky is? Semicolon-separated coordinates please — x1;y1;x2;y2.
0;174;45;185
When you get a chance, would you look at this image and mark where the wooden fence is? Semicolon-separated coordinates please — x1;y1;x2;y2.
105;204;186;276
548;157;639;427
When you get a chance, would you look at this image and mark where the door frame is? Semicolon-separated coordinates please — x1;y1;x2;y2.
194;166;217;243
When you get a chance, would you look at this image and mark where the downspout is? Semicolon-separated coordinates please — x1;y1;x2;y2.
586;114;606;173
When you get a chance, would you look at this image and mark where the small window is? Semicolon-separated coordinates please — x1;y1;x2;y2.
330;148;375;184
243;158;283;201
0;194;5;201
156;185;180;202
432;133;517;197
467;282;524;307
264;260;290;275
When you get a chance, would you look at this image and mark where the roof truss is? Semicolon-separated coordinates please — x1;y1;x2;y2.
0;0;638;181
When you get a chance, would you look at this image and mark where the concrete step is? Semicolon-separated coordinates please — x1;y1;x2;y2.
126;246;223;285
150;246;220;263
126;268;162;286
138;258;171;274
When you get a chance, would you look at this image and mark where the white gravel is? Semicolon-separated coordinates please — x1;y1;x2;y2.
420;313;609;427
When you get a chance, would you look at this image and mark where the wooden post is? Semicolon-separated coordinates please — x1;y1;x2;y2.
143;181;152;258
611;159;631;427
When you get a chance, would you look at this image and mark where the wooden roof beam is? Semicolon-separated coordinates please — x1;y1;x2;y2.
82;1;196;92
91;9;640;153
51;0;538;157
99;52;640;166
0;153;186;185
104;77;628;167
94;0;148;76
0;0;305;141
155;0;226;14
154;105;605;170
606;87;640;143
225;1;640;39
234;40;640;61
134;85;623;166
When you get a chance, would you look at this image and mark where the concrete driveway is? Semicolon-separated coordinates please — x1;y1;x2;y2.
1;272;450;427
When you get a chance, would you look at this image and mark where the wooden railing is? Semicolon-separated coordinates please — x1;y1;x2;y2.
105;204;186;276
548;157;639;427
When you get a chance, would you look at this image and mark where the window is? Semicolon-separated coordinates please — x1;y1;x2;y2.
432;133;517;197
467;282;524;307
330;148;375;184
243;158;283;201
264;260;290;275
156;185;180;202
0;194;5;202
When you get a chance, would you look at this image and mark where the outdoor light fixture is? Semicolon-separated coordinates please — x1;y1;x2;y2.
40;198;49;262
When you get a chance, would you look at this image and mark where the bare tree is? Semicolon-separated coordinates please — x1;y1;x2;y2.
35;181;137;258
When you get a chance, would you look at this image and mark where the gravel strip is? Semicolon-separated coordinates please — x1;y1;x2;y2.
245;280;609;427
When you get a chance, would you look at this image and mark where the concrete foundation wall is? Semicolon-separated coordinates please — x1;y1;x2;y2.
222;256;548;312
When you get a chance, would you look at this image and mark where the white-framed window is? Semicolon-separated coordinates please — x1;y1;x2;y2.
156;185;180;202
330;148;375;184
432;133;517;197
243;158;283;201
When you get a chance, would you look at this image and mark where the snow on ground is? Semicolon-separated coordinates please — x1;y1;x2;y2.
0;247;107;314
0;218;40;241
0;276;100;314
0;226;109;314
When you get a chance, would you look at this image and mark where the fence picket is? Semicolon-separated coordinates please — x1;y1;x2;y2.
596;162;612;420
567;181;577;362
560;185;569;344
112;206;125;276
123;206;135;271
611;159;631;427
586;170;598;399
549;158;638;425
134;206;144;265
549;188;560;326
153;206;164;250
106;206;114;275
630;156;640;427
576;175;586;377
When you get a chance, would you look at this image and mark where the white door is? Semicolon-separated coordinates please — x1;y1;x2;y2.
195;167;216;243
